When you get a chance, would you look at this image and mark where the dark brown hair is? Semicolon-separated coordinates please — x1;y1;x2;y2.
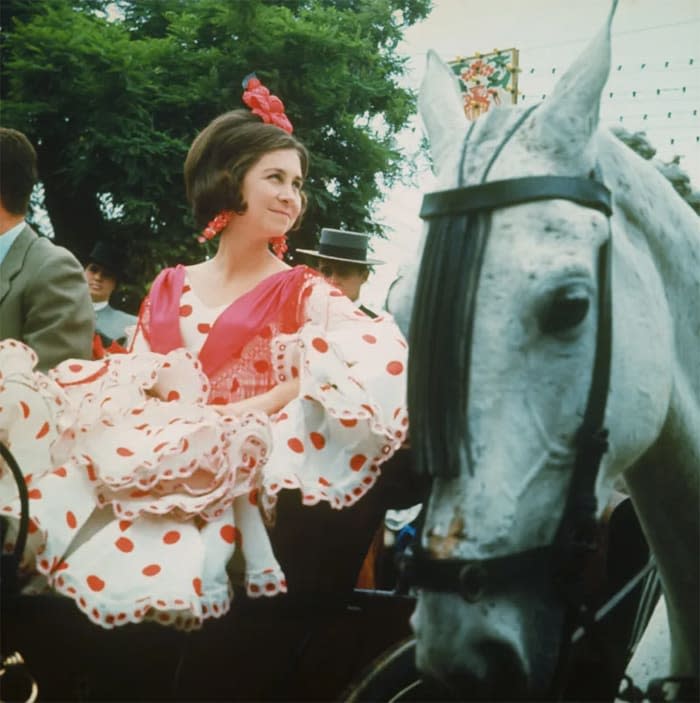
184;109;309;229
0;128;38;215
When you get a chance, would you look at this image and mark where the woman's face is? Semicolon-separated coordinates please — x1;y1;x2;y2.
237;148;303;237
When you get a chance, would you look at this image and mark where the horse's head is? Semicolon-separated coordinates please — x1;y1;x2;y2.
404;1;686;697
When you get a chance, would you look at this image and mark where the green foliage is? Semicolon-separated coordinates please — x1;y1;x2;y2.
1;0;431;311
612;126;700;216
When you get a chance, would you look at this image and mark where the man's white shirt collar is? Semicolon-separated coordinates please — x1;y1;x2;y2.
0;220;26;267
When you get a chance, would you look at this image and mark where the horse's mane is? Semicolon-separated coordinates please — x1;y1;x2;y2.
599;130;700;391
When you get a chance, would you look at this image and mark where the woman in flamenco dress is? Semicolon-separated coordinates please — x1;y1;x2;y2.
0;76;409;630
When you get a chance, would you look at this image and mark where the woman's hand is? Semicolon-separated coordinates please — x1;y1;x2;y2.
213;378;300;418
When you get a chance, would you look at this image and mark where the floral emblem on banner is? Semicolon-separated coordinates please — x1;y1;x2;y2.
449;49;520;121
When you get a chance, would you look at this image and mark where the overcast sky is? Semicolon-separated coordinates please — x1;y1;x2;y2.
362;0;700;307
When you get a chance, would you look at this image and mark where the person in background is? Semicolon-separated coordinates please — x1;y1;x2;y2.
84;240;137;353
297;228;383;318
0;127;94;371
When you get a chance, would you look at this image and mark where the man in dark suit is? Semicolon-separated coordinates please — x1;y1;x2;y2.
84;240;137;349
0;128;94;371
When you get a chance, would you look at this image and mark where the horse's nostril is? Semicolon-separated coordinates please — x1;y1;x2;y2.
425;638;529;700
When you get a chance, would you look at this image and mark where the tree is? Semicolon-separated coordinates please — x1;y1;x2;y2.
611;126;700;216
1;0;431;310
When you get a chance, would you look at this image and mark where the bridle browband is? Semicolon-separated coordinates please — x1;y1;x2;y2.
402;105;622;697
420;175;612;220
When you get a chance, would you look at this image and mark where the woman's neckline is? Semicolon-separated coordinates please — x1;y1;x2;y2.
183;273;229;312
182;264;303;311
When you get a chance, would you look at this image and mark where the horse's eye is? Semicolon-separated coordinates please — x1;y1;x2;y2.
538;287;590;335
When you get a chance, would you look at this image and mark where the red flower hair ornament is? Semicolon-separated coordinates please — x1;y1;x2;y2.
242;73;294;134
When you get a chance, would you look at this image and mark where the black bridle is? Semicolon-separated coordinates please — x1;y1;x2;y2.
401;105;620;696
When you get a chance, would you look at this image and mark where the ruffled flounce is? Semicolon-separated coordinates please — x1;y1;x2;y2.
263;317;409;511
0;306;408;630
0;341;280;629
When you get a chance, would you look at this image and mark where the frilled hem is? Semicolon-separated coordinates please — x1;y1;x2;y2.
48;568;233;631
1;314;408;629
261;321;409;512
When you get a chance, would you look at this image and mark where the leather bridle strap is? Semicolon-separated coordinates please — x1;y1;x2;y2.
420;176;612;220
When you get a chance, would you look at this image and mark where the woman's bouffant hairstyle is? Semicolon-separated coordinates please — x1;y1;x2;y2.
184;110;309;230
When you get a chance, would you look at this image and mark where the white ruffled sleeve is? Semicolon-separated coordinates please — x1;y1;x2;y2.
261;279;409;510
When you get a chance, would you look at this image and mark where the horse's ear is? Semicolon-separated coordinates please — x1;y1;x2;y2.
533;0;618;156
419;50;468;175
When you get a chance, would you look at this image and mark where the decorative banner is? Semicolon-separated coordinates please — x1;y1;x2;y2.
449;49;520;121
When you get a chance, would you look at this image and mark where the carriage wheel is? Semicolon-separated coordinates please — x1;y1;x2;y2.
340;637;455;702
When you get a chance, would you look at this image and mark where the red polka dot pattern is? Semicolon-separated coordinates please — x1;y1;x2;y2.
116;537;134;553
163;531;180;545
87;575;105;592
0;272;409;629
35;422;50;439
309;432;325;450
219;524;237;544
312;337;328;353
386;360;404;375
287;438;304;453
350;454;367;471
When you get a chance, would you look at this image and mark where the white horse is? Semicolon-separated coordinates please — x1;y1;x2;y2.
392;1;699;698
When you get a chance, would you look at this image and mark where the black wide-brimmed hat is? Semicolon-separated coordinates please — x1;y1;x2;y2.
296;228;385;265
86;241;127;280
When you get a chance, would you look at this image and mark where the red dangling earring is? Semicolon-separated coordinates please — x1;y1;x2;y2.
270;235;288;260
198;211;232;243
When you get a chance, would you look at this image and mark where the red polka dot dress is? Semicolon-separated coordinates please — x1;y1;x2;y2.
0;265;408;629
